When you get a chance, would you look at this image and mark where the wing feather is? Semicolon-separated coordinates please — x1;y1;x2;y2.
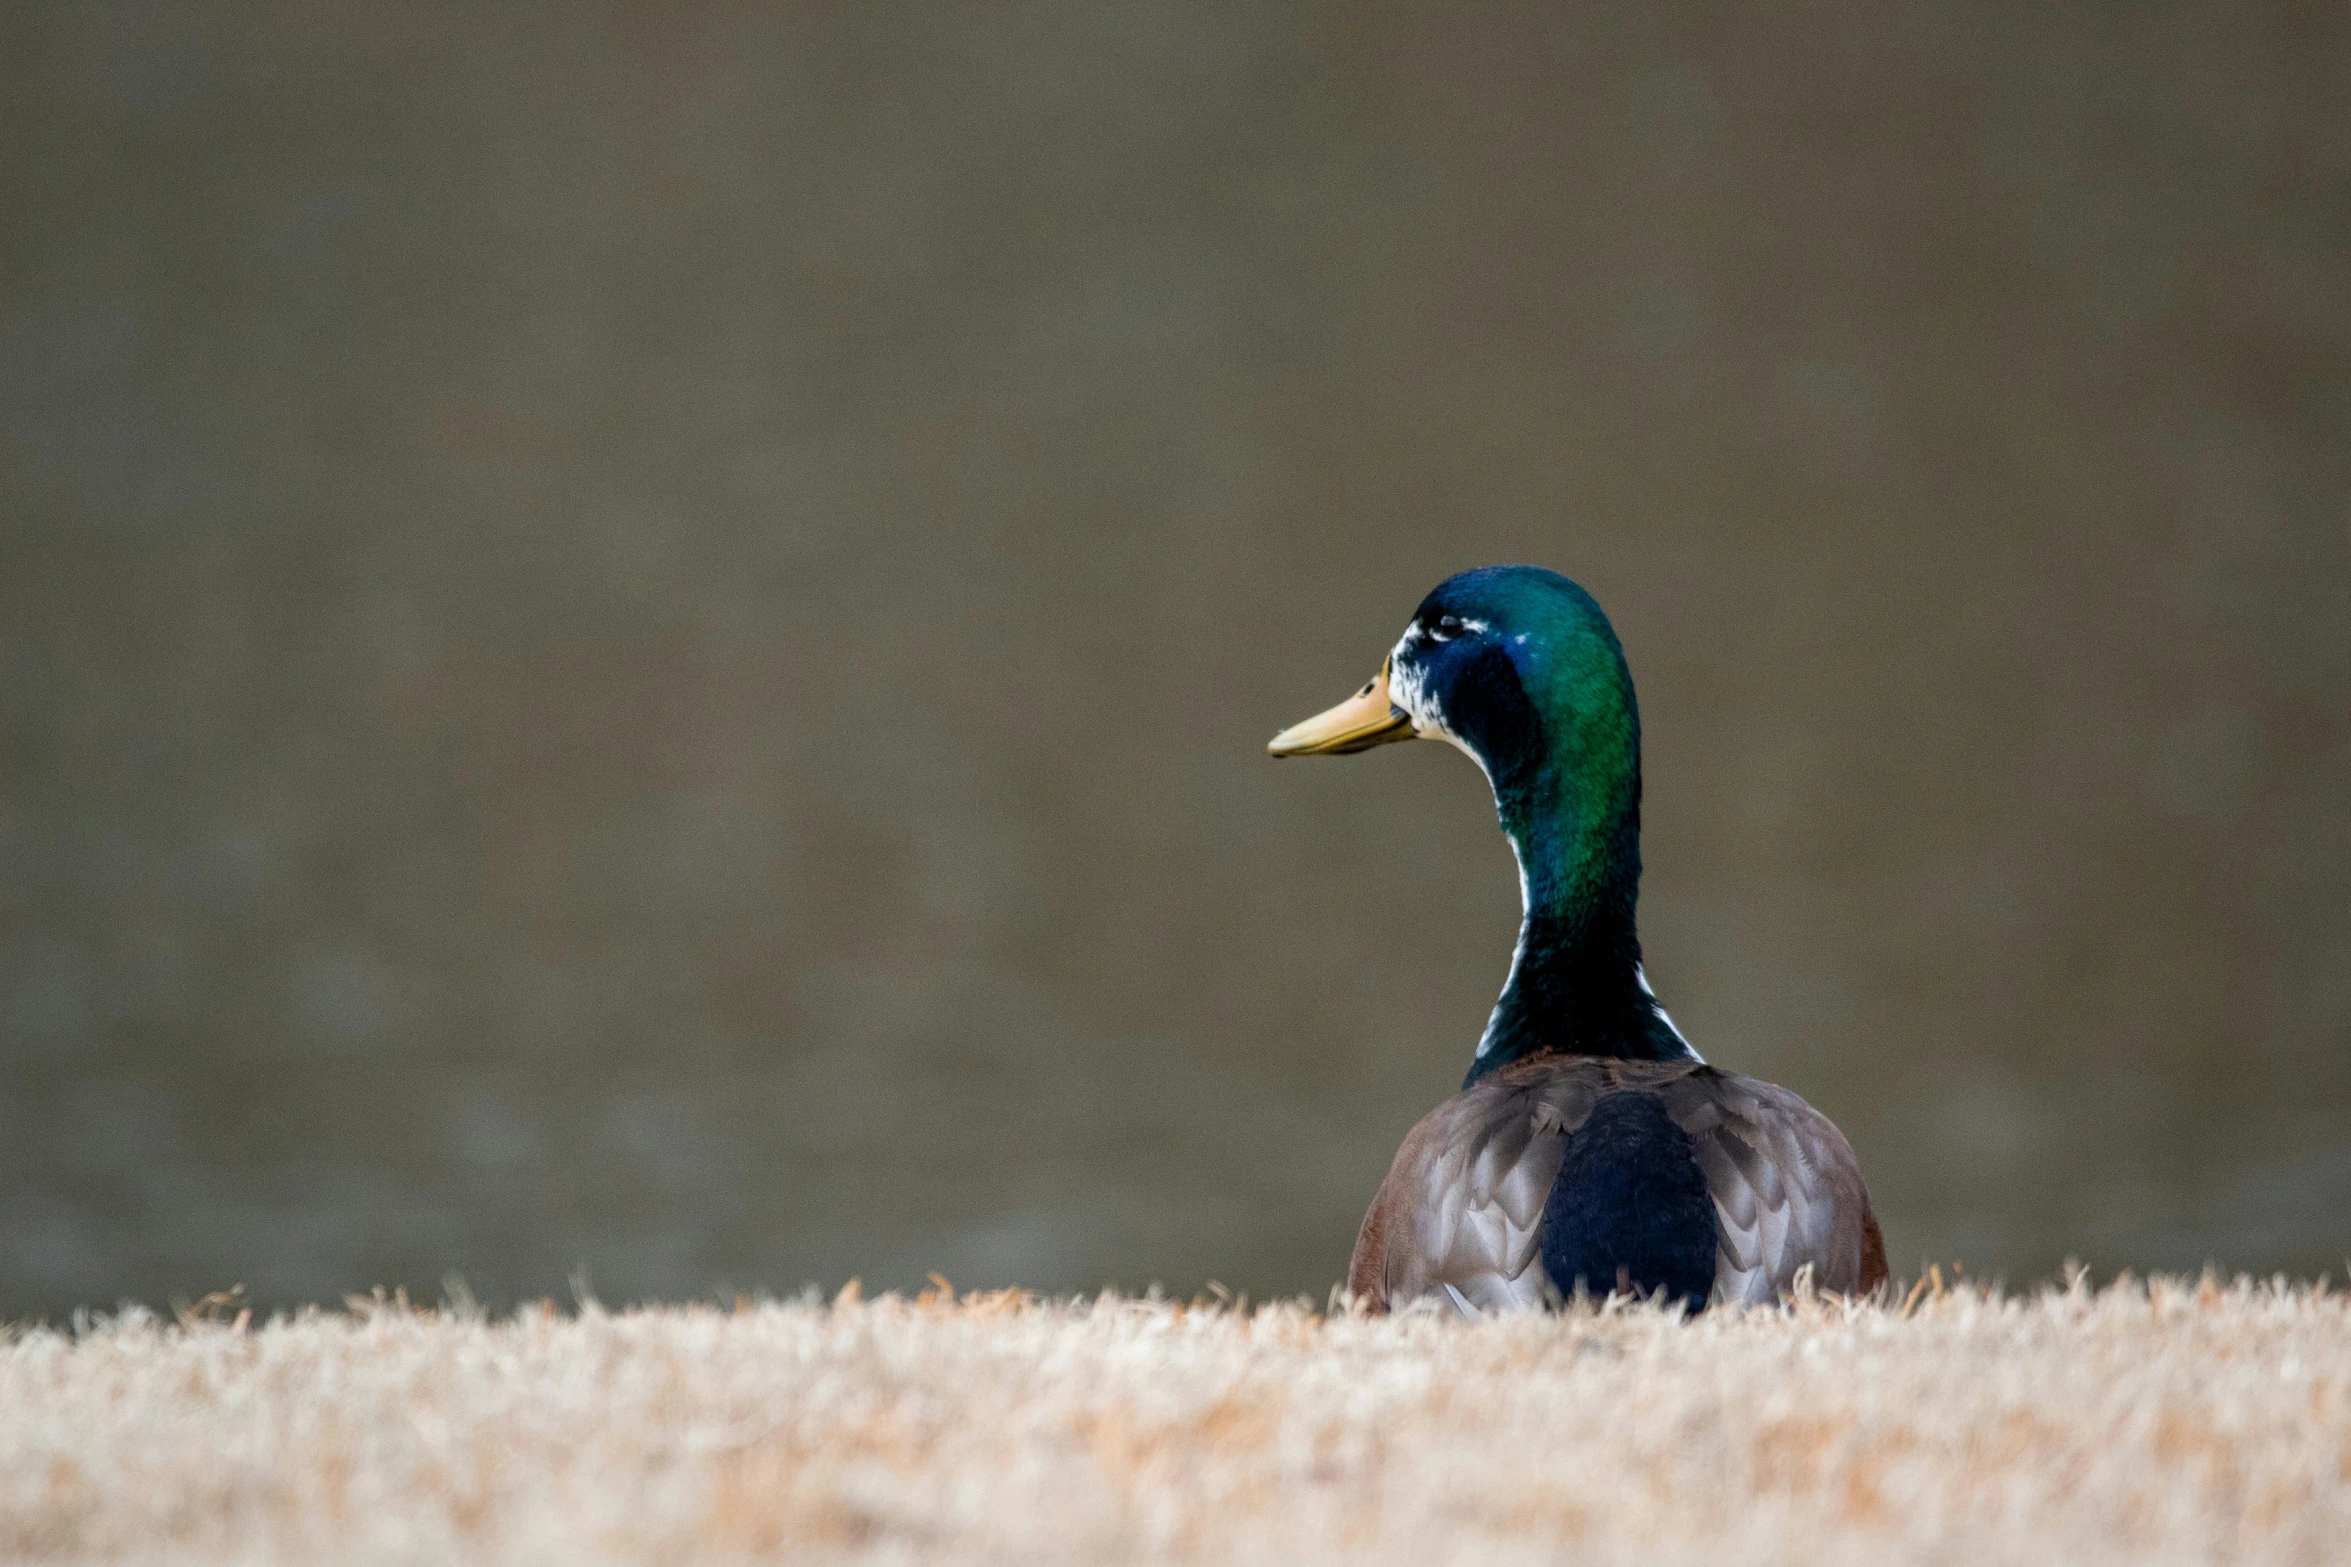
1659;1068;1884;1302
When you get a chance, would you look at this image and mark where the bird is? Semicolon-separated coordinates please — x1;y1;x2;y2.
1269;565;1885;1314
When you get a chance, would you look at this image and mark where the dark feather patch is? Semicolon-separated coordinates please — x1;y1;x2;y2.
1539;1090;1718;1312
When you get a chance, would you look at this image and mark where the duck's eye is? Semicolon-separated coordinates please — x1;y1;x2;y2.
1430;614;1464;641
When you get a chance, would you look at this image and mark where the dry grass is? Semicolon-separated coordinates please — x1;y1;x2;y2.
4;1274;2348;1565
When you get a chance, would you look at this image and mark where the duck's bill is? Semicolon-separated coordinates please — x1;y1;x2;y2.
1267;659;1417;757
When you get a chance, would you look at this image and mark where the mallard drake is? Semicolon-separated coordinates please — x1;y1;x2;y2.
1271;565;1885;1313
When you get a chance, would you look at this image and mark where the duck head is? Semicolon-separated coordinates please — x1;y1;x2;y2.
1270;565;1696;1081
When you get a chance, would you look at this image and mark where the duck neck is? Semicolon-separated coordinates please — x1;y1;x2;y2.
1462;737;1685;1086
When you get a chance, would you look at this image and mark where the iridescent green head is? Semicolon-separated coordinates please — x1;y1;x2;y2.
1270;565;1692;1078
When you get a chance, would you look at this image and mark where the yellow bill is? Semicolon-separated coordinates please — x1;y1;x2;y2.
1267;657;1417;757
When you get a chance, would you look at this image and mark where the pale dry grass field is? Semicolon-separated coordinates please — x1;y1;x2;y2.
5;1275;2348;1565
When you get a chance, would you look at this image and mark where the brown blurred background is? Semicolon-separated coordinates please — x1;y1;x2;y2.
2;1;2347;1318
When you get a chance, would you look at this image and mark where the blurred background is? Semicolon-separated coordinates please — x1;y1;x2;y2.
3;0;2347;1319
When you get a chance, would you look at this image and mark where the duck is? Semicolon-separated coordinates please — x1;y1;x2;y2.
1270;565;1885;1314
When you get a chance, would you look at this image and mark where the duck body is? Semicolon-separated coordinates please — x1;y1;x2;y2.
1348;1056;1884;1313
1271;565;1885;1313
